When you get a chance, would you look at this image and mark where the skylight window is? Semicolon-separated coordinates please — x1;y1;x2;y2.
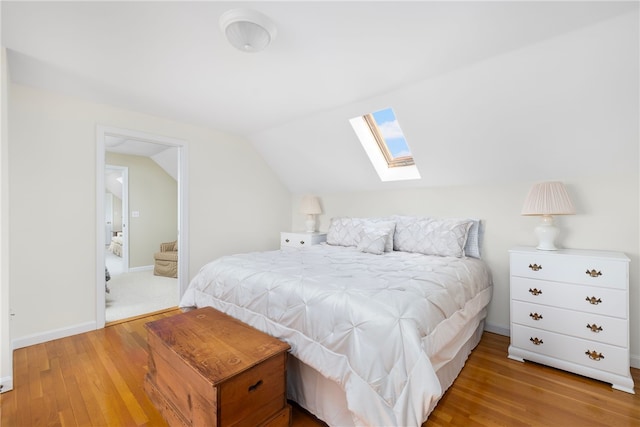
350;107;420;182
364;108;414;168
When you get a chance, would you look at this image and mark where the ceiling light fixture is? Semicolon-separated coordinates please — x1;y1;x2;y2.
219;8;277;53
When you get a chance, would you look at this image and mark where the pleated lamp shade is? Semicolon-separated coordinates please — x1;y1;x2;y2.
521;182;575;251
521;182;575;216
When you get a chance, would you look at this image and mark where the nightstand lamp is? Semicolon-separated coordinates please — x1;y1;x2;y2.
300;195;322;233
521;181;575;251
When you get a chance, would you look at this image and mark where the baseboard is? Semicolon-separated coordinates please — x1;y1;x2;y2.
484;322;509;337
631;354;640;369
0;375;13;393
12;320;96;350
129;265;153;273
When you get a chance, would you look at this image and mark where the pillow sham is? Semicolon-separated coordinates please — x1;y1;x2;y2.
326;217;365;247
463;219;482;258
327;217;397;251
393;216;473;257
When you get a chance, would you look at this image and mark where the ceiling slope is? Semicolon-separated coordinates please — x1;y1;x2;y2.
2;1;638;192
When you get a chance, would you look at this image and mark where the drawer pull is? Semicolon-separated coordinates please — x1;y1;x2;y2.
585;296;602;305
528;263;542;271
285;239;290;243
529;312;543;321
586;323;603;333
585;350;604;361
530;337;544;345
585;269;602;278
528;288;543;296
248;379;263;392
300;240;305;245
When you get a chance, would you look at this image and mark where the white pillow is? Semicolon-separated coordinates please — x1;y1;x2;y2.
357;227;388;255
394;217;473;257
362;220;395;252
326;217;365;247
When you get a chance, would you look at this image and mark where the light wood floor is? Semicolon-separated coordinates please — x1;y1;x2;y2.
1;309;639;426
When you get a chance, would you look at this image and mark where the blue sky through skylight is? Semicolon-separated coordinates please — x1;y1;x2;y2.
371;108;412;158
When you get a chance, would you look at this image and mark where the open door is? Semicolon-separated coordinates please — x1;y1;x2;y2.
96;126;188;329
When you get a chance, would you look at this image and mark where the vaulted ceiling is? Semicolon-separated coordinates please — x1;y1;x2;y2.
3;1;638;193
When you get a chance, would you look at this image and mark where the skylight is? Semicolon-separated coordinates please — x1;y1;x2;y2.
350;107;420;181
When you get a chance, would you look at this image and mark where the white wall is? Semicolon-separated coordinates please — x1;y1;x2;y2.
8;83;291;345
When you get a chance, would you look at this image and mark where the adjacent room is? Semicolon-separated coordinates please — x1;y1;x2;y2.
0;1;638;426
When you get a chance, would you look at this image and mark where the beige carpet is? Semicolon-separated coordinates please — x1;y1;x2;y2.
105;251;179;323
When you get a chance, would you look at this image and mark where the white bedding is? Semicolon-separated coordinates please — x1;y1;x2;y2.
179;244;492;426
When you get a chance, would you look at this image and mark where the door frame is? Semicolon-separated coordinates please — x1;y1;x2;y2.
96;125;188;329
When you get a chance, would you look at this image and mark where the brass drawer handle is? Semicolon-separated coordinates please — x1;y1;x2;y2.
585;269;602;278
528;288;543;296
530;337;544;345
586;296;602;305
585;350;604;361
529;312;543;321
300;240;305;245
528;263;542;271
285;239;290;243
586;323;603;333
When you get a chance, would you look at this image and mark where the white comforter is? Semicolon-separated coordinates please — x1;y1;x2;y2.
180;244;492;426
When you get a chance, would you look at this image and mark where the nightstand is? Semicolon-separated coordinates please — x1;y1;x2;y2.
280;231;326;249
508;246;634;394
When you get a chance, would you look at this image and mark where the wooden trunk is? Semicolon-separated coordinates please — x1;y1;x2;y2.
144;307;291;426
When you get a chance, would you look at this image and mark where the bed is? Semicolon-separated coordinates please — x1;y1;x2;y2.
179;216;492;426
109;232;123;257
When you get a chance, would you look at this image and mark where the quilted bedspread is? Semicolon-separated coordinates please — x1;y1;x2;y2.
180;244;492;426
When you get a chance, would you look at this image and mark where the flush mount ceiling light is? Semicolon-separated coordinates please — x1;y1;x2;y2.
219;8;277;53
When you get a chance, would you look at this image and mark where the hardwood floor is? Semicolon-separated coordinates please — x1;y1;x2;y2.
1;309;638;426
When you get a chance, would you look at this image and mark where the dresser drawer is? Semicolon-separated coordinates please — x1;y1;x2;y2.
511;324;630;377
511;277;627;318
219;353;287;426
281;232;326;249
511;300;627;347
510;251;627;289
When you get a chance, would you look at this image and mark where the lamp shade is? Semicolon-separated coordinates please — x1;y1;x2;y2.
219;8;277;53
521;182;575;216
300;196;322;215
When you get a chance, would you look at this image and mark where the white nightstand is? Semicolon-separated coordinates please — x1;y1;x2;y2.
280;231;327;249
508;246;634;394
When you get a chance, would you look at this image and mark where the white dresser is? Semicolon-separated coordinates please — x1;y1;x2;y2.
280;231;327;249
508;246;634;394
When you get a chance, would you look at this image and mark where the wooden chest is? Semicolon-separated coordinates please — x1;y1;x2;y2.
144;307;292;426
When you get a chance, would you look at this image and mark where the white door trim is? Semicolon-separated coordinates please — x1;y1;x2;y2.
96;125;188;329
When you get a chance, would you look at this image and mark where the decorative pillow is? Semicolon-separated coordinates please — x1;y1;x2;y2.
357;227;389;255
362;220;396;252
393;217;473;257
326;217;365;247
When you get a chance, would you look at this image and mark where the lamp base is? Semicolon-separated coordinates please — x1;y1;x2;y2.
305;215;316;233
535;215;559;251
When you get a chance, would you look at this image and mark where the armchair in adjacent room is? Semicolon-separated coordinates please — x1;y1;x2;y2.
153;240;178;278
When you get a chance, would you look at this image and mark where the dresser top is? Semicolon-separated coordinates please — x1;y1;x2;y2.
510;246;629;262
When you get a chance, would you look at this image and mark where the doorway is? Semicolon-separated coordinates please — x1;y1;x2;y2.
96;126;188;329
